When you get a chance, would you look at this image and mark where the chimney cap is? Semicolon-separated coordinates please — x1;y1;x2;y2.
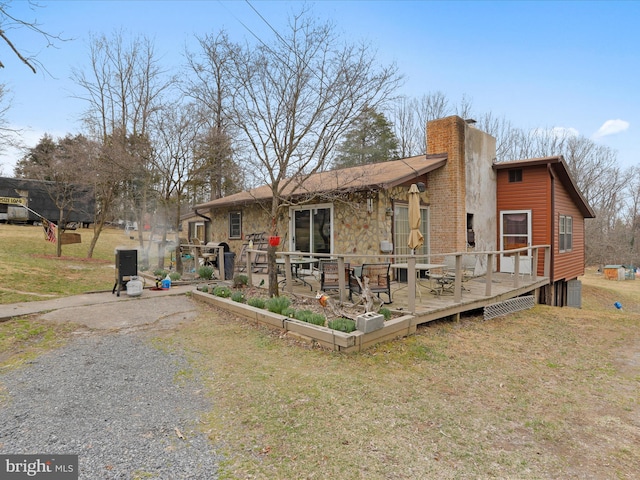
465;118;477;125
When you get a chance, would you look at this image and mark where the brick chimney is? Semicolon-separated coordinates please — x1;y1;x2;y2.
426;116;497;256
426;116;468;253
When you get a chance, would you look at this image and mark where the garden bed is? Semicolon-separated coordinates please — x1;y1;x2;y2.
191;286;415;352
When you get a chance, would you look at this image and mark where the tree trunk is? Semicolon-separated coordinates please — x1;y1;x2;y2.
267;245;279;297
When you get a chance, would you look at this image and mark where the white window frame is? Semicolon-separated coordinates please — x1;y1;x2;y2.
229;211;242;239
559;215;573;252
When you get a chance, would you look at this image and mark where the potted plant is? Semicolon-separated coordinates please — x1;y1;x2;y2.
268;235;281;247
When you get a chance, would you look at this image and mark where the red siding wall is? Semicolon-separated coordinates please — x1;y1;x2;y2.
497;164;586;281
553;175;586;281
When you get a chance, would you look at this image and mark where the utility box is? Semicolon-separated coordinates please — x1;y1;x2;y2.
567;280;582;308
356;312;384;333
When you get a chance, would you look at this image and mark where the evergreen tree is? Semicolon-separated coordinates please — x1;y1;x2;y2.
334;107;399;168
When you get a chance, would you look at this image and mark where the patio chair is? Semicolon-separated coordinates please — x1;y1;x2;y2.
441;255;474;292
349;263;392;304
319;260;350;293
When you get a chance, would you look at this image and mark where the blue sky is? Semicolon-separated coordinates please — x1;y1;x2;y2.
0;0;638;174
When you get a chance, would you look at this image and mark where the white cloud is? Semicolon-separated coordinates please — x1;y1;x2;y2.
530;126;580;139
593;119;629;139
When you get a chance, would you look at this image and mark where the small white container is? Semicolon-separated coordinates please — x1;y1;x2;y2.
126;276;144;297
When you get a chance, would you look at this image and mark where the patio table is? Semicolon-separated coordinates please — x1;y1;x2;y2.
277;258;319;291
391;263;447;299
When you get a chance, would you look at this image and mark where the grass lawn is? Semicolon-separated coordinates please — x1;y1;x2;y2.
0;223;142;303
154;269;639;479
1;223;639;478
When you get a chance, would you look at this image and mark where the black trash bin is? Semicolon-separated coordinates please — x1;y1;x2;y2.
224;252;236;280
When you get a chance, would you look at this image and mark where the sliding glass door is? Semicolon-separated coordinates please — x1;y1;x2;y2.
291;204;332;254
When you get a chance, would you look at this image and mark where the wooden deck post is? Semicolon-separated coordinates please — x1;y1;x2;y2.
485;253;494;296
454;253;462;303
408;256;416;314
246;250;253;286
337;257;347;304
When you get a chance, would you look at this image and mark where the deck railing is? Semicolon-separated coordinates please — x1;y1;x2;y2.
243;245;551;314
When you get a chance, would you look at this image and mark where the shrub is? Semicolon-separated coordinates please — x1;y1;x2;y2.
198;265;215;280
282;307;296;317
247;297;266;309
265;296;291;315
379;307;392;320
231;291;245;303
169;272;181;281
154;269;168;278
294;309;326;326
198;285;209;293
328;317;356;333
233;274;249;287
213;286;232;298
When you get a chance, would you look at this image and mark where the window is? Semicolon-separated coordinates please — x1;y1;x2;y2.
394;204;429;256
229;211;242;239
508;168;523;182
559;215;573;252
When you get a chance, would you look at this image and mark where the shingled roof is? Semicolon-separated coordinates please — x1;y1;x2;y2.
195;154;448;209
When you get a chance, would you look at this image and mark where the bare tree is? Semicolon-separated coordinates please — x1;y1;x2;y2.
184;30;244;201
390;92;454;156
207;8;401;296
624;166;640;265
454;94;474;120
190;126;242;203
150;100;202;273
0;1;66;73
17;134;95;256
72;31;172;258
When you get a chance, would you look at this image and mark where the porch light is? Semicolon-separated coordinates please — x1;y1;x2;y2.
366;198;373;213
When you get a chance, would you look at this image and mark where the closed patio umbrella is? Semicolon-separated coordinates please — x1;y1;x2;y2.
407;183;424;253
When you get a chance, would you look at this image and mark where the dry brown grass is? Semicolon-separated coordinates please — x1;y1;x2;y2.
155;269;640;479
1;234;638;479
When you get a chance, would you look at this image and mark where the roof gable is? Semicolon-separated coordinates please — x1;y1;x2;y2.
493;156;595;218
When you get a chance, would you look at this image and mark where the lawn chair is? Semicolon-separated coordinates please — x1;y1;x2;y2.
319;260;350;294
349;263;392;303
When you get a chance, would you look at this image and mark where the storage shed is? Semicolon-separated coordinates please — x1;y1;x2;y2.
603;265;625;281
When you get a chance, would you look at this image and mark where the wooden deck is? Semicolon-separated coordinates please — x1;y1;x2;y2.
396;273;549;325
250;269;550;326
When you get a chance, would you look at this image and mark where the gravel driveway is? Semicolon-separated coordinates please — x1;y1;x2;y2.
0;296;221;479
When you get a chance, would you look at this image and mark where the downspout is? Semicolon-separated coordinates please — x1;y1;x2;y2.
548;163;556;301
194;208;211;222
194;208;212;242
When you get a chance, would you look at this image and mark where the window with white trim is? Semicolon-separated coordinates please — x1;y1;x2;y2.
229;211;242;239
559;215;573;252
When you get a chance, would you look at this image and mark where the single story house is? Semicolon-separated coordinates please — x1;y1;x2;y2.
191;115;594;306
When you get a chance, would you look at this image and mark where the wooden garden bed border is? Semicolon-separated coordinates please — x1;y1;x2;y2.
192;290;415;352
